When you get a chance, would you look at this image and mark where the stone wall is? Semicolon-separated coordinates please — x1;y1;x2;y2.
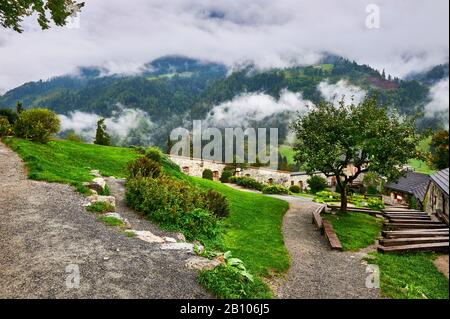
168;155;334;189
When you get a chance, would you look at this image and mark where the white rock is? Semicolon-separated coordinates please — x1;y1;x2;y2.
93;177;106;189
185;256;222;270
175;233;186;242
134;230;165;243
163;236;177;243
90;170;102;177
160;242;197;253
88;195;116;208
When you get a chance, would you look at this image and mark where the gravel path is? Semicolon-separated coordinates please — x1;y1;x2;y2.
225;183;380;299
272;197;380;299
0;142;209;299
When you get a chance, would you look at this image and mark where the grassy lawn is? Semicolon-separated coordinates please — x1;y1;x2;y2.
367;252;449;299
408;136;436;175
322;211;383;251
3;137;139;193
190;177;290;276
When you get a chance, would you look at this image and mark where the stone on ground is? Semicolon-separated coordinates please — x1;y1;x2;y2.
132;230;165;243
185;256;222;270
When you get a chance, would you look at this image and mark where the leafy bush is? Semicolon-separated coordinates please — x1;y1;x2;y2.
229;176;264;191
0;116;12;137
125;176;222;241
366;197;385;210
262;184;289;195
198;265;272;299
14;108;60;143
314;190;341;203
0;108;18;124
289;185;301;193
349;194;366;207
307;175;328;194
202;169;214;180
145;146;163;163
202;189;230;218
66;131;83;143
366;185;378;195
219;170;233;183
178;208;221;240
127;157;161;179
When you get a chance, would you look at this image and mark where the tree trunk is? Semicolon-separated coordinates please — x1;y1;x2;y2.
340;186;348;212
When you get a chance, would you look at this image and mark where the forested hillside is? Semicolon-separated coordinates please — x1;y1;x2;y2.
1;55;447;147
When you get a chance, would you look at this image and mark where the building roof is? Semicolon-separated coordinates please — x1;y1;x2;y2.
430;168;449;197
385;171;430;203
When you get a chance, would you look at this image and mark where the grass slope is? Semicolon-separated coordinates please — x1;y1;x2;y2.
367;252;449;299
191;177;290;275
3;137;139;193
322;212;383;251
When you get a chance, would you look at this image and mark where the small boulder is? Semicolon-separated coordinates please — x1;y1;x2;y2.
90;169;102;178
163;236;177;243
134;230;165;243
160;242;196;253
87;195;116;208
185;256;222;271
175;233;186;242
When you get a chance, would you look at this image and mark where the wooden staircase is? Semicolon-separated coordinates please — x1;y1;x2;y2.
378;207;449;253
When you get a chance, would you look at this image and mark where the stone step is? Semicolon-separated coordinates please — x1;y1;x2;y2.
384;223;448;230
378;242;449;253
379;236;449;246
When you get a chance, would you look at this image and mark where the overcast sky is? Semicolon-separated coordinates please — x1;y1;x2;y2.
0;0;448;93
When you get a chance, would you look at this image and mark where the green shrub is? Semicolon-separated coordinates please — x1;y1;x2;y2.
178;208;221;240
66;131;84;143
289;185;301;193
127;157;161;179
349;194;366;207
14;108;60;143
198;265;272;299
202;189;230;218
307;175;328;194
0;108;18;124
366;185;378;195
202;169;214;180
145;146;163;163
125;176;222;241
0;116;12;137
314;190;341;203
133;146;146;154
367;197;385;210
262;184;289;195
230;176;264;191
219;170;233;183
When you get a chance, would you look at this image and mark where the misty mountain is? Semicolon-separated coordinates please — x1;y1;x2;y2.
0;56;447;148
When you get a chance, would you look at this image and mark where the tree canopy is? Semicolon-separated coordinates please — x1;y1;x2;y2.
428;130;449;170
291;97;421;211
0;0;84;32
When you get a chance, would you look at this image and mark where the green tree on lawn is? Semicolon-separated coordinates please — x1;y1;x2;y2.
94;118;111;146
291;97;421;212
0;0;84;32
428;130;449;169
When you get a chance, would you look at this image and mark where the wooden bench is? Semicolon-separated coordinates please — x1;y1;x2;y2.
312;205;325;230
378;242;449;253
322;220;343;250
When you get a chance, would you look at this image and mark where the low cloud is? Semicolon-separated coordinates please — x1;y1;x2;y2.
318;80;367;106
0;0;448;93
205;89;312;127
424;78;449;129
59;107;156;145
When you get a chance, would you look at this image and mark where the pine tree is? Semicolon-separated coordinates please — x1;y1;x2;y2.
16;101;23;114
94;118;111;146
